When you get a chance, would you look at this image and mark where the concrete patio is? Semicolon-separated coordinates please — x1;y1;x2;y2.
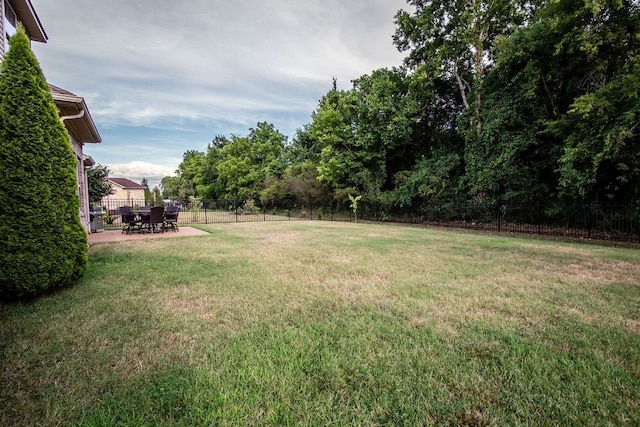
88;226;210;245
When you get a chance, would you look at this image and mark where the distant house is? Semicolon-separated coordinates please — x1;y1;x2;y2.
103;178;146;208
1;1;102;233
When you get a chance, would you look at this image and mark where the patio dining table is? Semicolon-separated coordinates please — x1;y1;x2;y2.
121;206;165;234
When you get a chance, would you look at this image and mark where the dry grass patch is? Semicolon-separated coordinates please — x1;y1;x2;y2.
2;221;639;426
165;293;220;317
255;228;305;248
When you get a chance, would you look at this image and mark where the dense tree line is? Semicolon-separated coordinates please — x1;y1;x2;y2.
164;0;639;209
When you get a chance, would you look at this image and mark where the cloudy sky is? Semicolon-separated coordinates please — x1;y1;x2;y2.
32;0;409;189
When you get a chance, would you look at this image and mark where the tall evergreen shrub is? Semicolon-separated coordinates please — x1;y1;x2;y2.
0;27;87;299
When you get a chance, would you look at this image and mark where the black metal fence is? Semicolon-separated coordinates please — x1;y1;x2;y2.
358;200;640;244
100;199;313;230
99;198;640;244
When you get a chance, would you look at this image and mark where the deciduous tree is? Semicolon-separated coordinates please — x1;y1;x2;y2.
393;0;526;137
205;123;287;200
87;164;114;203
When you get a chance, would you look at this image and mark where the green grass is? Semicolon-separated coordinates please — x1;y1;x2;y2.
1;222;639;426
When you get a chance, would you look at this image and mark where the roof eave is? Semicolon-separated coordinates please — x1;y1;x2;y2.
51;91;102;144
76;98;102;144
107;178;145;190
83;155;95;167
11;0;48;43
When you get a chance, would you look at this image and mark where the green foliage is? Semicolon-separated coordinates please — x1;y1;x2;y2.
261;160;332;206
312;88;356;190
140;177;152;204
393;150;462;206
488;0;640;203
348;193;362;222
160;175;180;200
239;198;260;215
394;0;526;136
188;196;203;222
160;0;640;207
0;27;87;299
87;164;114;202
103;211;116;225
176;150;206;203
151;185;162;205
287;124;320;164
313;70;423;202
548;1;640;201
199;122;286;200
465;51;557;203
554;61;640;201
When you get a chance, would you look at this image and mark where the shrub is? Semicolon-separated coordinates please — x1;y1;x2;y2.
241;198;260;215
0;27;87;299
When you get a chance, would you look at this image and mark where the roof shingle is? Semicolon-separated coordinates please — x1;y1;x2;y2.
108;178;145;189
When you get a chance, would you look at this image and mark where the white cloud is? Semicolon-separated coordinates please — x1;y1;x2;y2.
109;161;176;190
32;0;408;181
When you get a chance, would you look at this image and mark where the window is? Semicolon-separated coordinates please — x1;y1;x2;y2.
4;0;17;40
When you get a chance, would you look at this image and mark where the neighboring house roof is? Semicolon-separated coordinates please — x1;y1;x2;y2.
108;178;145;189
49;83;101;144
10;0;47;42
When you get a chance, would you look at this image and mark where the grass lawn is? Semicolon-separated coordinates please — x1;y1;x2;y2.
1;221;639;426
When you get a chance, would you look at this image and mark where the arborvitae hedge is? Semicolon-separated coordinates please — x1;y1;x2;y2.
0;27;87;300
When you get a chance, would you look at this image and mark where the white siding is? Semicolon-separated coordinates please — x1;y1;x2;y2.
0;0;5;58
69;137;91;232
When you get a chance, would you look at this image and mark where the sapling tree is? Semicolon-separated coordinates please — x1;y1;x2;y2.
348;193;362;223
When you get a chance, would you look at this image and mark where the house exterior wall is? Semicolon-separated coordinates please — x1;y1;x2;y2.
1;1;5;57
68;136;91;231
102;186;146;208
1;0;48;60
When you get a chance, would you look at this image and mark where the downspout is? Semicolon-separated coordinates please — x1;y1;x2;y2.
59;109;85;122
58;106;88;231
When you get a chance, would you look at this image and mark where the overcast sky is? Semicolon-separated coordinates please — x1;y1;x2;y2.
32;0;409;189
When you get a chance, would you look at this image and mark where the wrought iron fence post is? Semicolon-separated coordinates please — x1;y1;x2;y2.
464;201;468;229
537;202;542;235
587;203;592;240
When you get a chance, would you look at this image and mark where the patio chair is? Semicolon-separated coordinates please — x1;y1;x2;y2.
119;206;139;234
138;205;151;223
141;206;165;233
163;205;180;232
138;206;150;231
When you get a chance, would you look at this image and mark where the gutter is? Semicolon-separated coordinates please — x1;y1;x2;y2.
50;84;102;143
59;109;85;122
